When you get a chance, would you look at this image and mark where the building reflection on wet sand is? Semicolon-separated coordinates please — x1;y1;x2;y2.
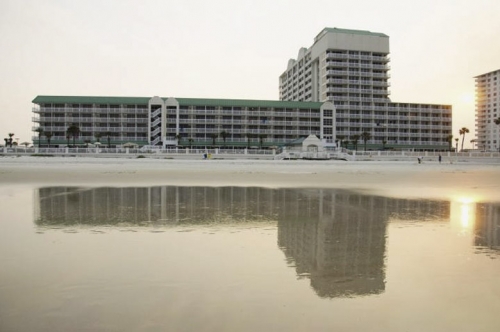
474;203;500;249
34;186;500;298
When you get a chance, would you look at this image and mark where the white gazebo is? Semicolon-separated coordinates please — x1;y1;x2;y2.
277;135;329;159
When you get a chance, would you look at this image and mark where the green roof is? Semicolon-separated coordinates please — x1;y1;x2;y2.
32;95;323;109
176;97;322;109
32;96;150;105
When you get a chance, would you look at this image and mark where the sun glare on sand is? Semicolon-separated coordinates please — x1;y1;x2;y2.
450;196;477;232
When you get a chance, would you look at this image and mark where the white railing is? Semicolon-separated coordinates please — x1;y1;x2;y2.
151;118;161;127
151;137;161;146
151;127;161;137
2;147;500;161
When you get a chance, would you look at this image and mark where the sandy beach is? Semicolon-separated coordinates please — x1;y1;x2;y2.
0;156;499;201
2;156;500;332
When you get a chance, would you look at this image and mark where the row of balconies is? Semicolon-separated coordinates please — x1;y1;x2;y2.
33;129;449;140
33;126;147;133
329;96;390;103
177;109;321;117
388;105;451;111
325;78;390;86
335;131;448;138
32;135;147;141
174;121;320;128
32;114;451;131
32;114;450;125
177;119;318;124
335;124;450;130
33;117;149;123
177;120;320;126
35;108;324;118
345;114;450;121
167;128;319;135
326;71;390;78
35;107;149;114
325;53;389;62
324;87;390;94
325;62;390;70
36;107;326;116
333;105;450;113
336;117;451;128
174;117;451;127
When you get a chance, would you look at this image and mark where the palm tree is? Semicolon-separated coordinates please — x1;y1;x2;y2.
44;132;53;148
66;134;70;146
175;134;182;146
351;134;360;151
3;138;8;147
245;133;253;148
105;132;111;148
258;134;267;148
66;123;81;147
446;134;453;151
360;131;371;151
94;133;102;143
454;138;459;152
35;127;44;148
459;127;469;151
220;131;230;146
209;133;218;146
470;139;477;150
8;133;14;147
495;118;500;151
336;135;345;148
382;140;387;150
188;137;194;148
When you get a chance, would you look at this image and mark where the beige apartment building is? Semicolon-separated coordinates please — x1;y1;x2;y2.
279;27;452;149
475;69;500;151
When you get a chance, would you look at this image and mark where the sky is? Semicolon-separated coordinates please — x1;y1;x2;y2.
1;0;499;147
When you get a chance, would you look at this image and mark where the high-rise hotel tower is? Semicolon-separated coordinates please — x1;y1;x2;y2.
280;28;452;148
475;69;500;151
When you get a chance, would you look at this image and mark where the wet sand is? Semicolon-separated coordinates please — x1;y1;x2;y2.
1;156;500;332
0;156;499;201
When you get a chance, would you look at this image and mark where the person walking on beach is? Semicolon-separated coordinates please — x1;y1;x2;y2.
438;154;442;163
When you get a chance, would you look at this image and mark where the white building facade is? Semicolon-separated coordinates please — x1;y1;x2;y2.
279;28;452;150
32;96;335;148
475;69;500;151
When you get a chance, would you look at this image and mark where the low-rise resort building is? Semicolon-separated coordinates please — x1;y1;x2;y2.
32;27;452;151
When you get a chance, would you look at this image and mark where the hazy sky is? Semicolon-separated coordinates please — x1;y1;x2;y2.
1;0;499;147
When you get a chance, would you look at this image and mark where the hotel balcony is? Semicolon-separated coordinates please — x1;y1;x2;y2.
38;107;148;114
33;117;148;124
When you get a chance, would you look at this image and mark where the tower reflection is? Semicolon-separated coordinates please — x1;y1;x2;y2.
474;203;500;251
37;186;496;298
276;190;449;298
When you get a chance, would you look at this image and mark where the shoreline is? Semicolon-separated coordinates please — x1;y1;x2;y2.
1;156;499;202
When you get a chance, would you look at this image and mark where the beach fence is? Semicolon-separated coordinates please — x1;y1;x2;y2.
1;146;500;162
351;150;500;163
0;147;277;160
